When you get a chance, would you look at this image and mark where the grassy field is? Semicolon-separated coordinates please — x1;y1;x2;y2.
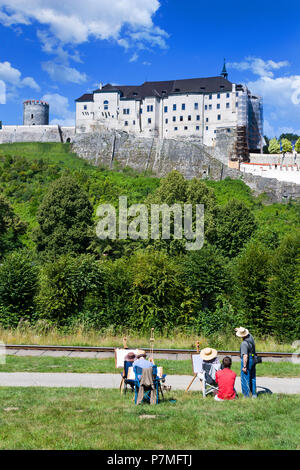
1;327;297;352
1;355;300;377
0;387;299;450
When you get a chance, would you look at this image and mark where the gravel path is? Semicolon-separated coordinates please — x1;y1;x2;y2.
0;372;300;394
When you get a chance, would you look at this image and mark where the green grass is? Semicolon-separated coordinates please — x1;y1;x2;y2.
0;387;299;449
2;355;300;377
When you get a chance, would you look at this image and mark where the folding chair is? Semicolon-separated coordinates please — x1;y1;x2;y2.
133;365;160;405
197;362;220;398
120;360;136;395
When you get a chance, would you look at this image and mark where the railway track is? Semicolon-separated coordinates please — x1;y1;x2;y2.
4;344;295;359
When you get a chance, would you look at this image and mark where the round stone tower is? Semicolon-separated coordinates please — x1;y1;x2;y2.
23;100;49;126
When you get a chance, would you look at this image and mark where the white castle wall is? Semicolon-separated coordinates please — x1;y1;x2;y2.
0;125;75;144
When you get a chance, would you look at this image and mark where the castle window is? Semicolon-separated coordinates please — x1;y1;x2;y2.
236;102;239;107
209;104;212;110
123;108;130;115
188;115;191;121
217;93;220;99
206;117;209;122
194;103;198;110
173;116;176;122
217;104;220;109
125;121;128;126
31;114;34;119
196;115;200;121
174;127;178;131
164;106;168;113
236;92;239;97
165;118;168;124
205;105;207;110
83;106;87;111
206;126;208;130
148;118;152;124
226;93;230;98
182;103;185;110
147;105;153;112
196;126;200;131
218;114;221;120
184;126;188;130
133;120;136;125
226;102;230;108
173;104;176;111
104;100;109;110
209;94;212;100
227;128;231;133
180;116;183;121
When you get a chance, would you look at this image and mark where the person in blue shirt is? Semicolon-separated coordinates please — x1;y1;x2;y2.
133;350;153;370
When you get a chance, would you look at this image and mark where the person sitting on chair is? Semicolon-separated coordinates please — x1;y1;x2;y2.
133;350;154;380
200;347;221;386
214;356;237;401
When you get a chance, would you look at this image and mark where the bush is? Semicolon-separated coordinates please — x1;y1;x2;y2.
0;251;38;327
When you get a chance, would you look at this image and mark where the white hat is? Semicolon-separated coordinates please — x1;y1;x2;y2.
200;347;218;361
235;327;249;338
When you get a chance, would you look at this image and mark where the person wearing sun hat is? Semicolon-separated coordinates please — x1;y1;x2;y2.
235;327;257;398
199;347;221;386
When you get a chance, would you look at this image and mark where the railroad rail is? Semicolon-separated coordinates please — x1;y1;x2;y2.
4;344;295;359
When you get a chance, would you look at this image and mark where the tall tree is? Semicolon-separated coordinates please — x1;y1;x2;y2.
0;196;26;259
268;138;280;154
34;175;93;257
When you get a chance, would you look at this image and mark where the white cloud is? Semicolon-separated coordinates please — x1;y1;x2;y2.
42;61;87;84
228;57;289;78
0;1;167;49
41;93;75;125
129;53;139;63
0;79;5;103
0;61;40;90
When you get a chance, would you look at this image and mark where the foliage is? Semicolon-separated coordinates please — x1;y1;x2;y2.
36;254;102;324
280;138;293;153
279;133;299;143
209;199;257;258
231;241;272;333
0;251;38;327
268;138;280;154
0;195;27;258
267;232;300;340
34;175;94;258
295;138;300;153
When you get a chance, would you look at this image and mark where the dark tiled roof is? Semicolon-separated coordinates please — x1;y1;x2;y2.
75;93;94;102
77;76;239;102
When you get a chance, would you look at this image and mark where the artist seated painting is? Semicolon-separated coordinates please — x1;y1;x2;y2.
199;348;221;386
214;356;237;401
132;350;154;379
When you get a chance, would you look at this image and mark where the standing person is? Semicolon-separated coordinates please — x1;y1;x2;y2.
235;327;257;398
214;356;237;401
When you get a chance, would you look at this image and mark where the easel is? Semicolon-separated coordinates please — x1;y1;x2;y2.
185;341;202;393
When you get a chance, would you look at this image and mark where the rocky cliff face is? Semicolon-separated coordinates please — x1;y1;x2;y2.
71;129;300;203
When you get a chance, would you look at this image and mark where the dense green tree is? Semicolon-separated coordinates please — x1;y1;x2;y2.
279;133;299;143
36;254;102;324
0;196;26;258
295;138;300;153
281;138;293;153
0;251;38;327
268;138;280;154
209;199;257;258
267;231;300;340
147;170;187;204
34;175;93;257
180;244;229;311
231;241;271;333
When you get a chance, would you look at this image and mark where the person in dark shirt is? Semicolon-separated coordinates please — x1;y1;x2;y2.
215;356;237;401
235;327;257;398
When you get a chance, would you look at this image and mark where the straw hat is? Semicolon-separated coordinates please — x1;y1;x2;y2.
200;347;218;361
136;349;146;358
235;327;249;338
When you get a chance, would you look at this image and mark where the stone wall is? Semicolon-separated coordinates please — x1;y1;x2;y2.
249;153;300;165
71;129;300;203
0;125;76;144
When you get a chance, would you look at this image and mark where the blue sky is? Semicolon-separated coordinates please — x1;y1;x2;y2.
0;0;300;137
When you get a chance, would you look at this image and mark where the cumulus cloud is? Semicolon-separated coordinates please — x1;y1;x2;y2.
41;93;75;126
0;61;40;90
0;1;167;49
228;57;289;78
42;61;87;84
129;53;139;63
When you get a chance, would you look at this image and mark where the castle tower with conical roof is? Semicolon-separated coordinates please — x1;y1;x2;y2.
221;59;228;79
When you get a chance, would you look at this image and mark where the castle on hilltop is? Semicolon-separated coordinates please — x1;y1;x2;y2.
75;62;264;158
